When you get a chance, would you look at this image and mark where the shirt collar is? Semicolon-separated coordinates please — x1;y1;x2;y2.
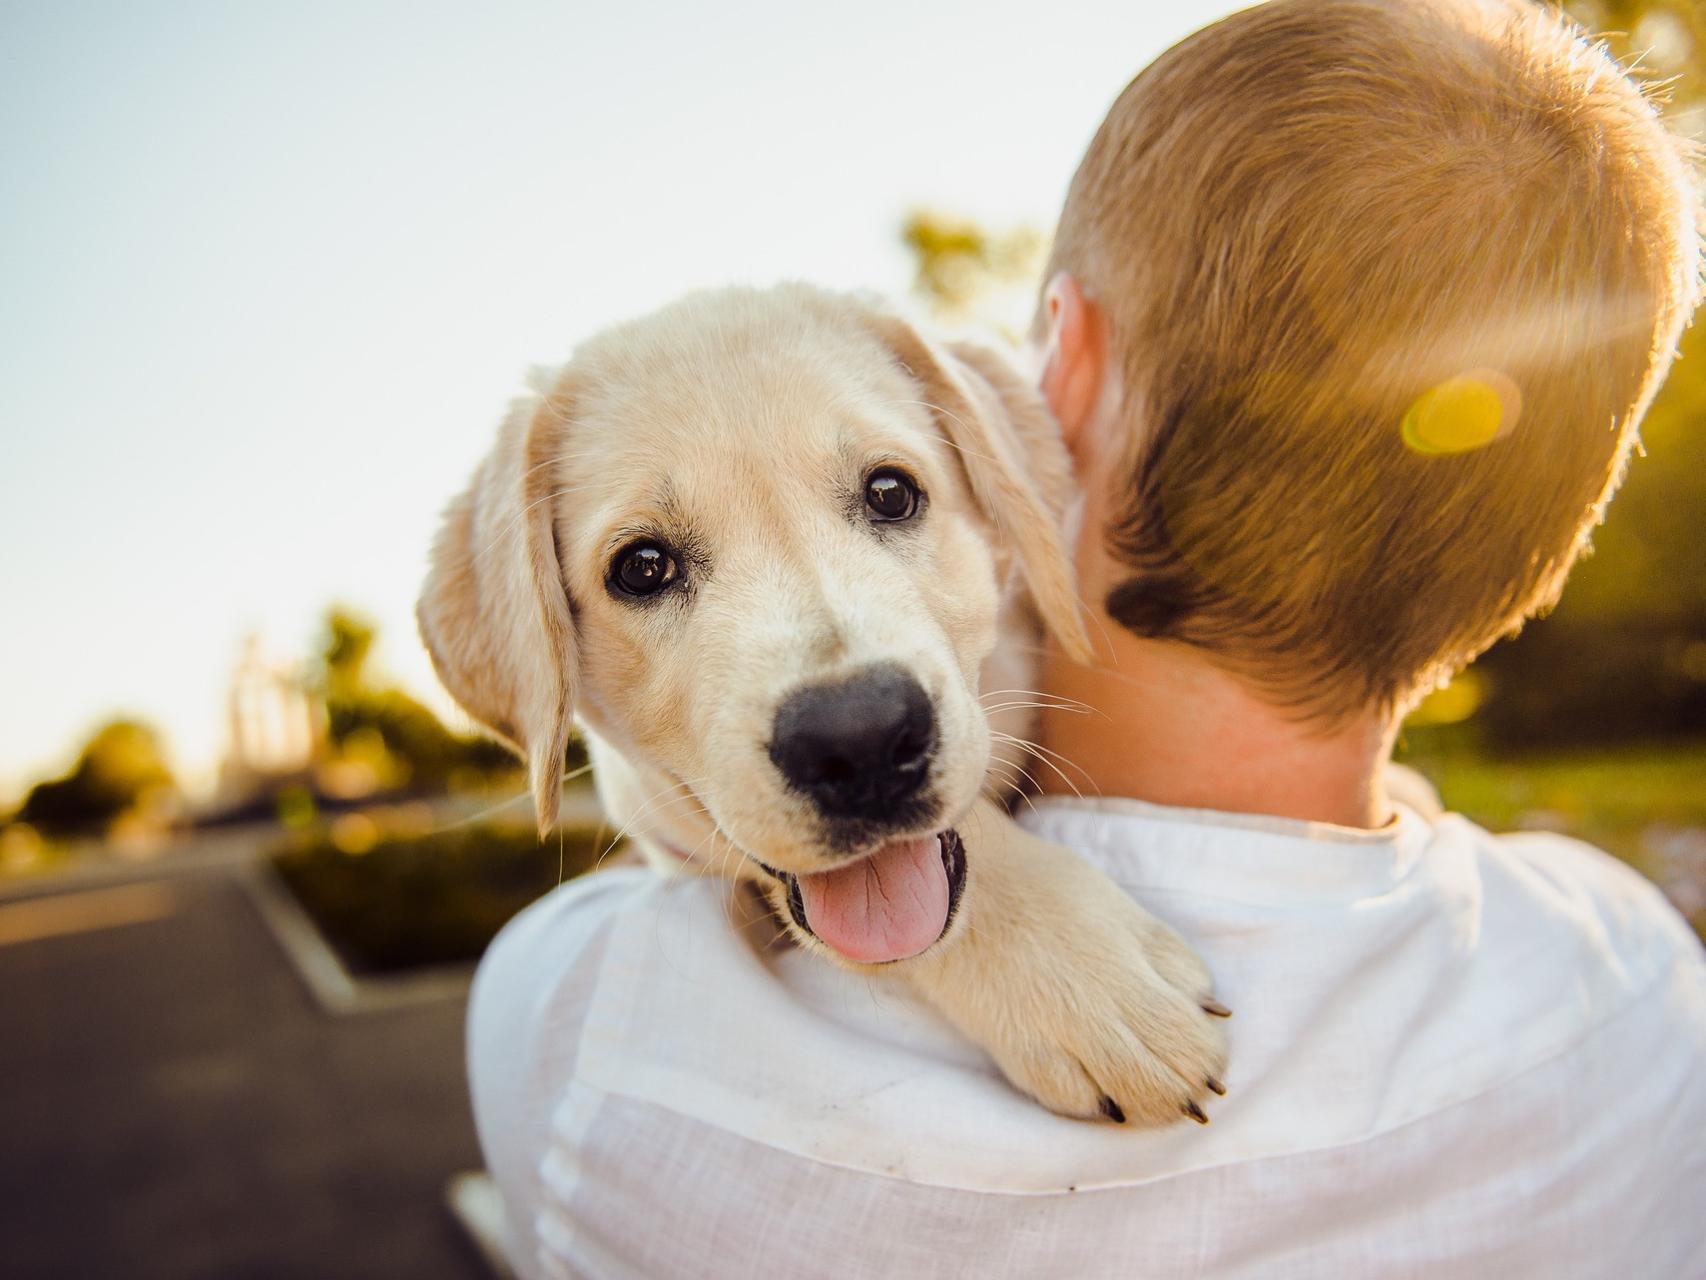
1018;793;1434;903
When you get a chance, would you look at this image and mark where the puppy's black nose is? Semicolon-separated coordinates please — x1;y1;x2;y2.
769;664;935;819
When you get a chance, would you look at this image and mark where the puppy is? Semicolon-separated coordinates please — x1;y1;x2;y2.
419;284;1228;1125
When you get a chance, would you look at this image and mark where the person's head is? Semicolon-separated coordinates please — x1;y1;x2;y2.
1034;0;1701;725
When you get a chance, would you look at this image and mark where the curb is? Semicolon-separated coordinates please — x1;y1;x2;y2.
241;865;475;1016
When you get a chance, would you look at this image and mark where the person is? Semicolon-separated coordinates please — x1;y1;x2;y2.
467;1;1706;1275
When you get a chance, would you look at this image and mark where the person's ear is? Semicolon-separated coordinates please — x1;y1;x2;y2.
1037;272;1106;467
417;381;578;836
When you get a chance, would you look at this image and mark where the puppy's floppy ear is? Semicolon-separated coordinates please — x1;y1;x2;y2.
864;312;1094;665
417;385;577;836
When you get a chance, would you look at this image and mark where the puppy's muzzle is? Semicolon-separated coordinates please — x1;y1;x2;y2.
768;663;935;821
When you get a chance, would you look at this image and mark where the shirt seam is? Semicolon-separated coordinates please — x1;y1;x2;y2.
1025;794;1415;846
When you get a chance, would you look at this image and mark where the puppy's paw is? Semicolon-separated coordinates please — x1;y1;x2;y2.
985;910;1229;1127
902;801;1230;1127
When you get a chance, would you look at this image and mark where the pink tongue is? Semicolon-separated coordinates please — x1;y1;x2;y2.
796;835;949;964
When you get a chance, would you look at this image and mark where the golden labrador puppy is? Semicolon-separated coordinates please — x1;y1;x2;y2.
419;284;1228;1125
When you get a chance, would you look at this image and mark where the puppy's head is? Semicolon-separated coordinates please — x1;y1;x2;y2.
419;285;1088;961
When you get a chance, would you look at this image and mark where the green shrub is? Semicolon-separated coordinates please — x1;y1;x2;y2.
270;821;618;975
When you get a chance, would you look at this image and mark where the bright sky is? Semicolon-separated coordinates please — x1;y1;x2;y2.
0;0;1241;804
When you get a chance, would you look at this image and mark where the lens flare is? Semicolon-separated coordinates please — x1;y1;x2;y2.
1401;370;1521;456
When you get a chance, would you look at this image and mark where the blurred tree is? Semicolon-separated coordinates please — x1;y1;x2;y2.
1468;0;1706;748
309;605;568;795
902;210;1047;334
13;719;178;837
321;606;377;700
1564;1;1705;136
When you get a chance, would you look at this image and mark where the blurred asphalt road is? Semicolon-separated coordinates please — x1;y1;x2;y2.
0;864;489;1279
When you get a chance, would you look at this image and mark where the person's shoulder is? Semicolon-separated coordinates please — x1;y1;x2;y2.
1460;816;1696;942
1440;813;1705;998
466;861;685;1249
1458;817;1706;1182
473;863;665;1013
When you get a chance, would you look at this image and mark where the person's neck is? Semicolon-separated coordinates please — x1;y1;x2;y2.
1034;628;1397;829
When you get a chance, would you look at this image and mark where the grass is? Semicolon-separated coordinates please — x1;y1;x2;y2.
1403;742;1706;869
270;818;620;975
1400;740;1706;938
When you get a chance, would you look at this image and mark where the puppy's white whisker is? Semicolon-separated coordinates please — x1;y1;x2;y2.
981;687;1091;703
665;827;731;924
884;399;1003;469
984;659;1117;721
1078;588;1120;660
986;765;1040;815
424;785;531;833
597;777;711;867
472;483;597;566
428;761;599;839
993;729;1093;776
623;789;717;851
991;729;1095;800
981;701;1092;717
991;727;1083;784
994;755;1048;798
980;687;1095;714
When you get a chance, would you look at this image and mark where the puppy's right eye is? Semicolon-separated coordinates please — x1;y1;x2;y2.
864;468;920;522
610;542;678;597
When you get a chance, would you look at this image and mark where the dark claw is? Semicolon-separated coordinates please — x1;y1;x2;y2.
1200;997;1232;1018
1184;1100;1210;1125
1099;1095;1126;1124
1205;1075;1226;1096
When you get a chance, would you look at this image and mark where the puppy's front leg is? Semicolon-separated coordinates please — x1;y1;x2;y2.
897;799;1230;1126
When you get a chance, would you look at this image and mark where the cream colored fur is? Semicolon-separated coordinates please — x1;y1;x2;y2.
419;284;1227;1124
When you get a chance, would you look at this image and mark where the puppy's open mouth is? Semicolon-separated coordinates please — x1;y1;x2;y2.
760;829;966;964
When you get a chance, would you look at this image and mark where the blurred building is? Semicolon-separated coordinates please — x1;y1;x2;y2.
217;634;325;804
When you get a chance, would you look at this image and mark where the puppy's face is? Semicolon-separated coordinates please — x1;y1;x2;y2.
561;297;1001;874
420;285;1086;963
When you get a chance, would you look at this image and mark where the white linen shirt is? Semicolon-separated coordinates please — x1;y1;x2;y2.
468;797;1706;1279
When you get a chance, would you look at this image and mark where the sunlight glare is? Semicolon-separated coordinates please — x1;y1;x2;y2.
1401;370;1521;456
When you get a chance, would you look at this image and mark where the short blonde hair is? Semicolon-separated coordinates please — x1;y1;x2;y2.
1047;0;1701;715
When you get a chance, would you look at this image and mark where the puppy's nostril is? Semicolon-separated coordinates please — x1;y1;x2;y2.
816;758;855;785
889;723;929;771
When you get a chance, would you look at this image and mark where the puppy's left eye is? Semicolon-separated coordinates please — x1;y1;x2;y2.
610;541;679;597
864;468;920;522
